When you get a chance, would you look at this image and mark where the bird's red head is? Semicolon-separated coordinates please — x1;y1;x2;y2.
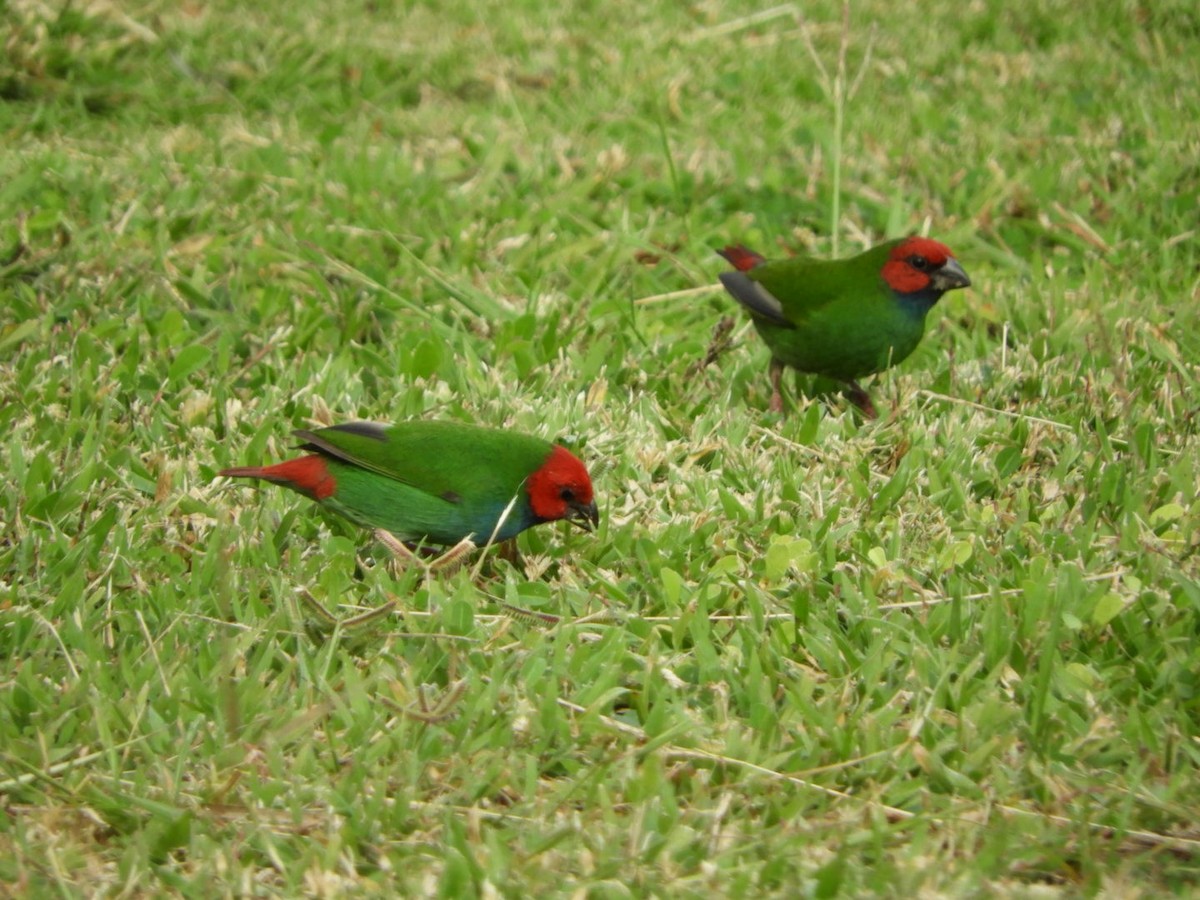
881;237;970;296
526;445;599;531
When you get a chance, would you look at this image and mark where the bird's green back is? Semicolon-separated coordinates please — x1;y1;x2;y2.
306;421;555;504
748;240;901;323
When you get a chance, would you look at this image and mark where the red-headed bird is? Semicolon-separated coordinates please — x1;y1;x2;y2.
219;421;598;552
717;237;971;417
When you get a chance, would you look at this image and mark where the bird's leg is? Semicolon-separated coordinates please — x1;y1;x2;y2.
373;529;477;576
494;539;522;566
843;381;878;419
768;358;786;414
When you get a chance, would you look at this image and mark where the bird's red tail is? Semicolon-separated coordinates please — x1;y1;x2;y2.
716;244;767;272
220;455;337;500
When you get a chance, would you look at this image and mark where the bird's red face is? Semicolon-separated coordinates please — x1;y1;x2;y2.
526;445;599;531
881;237;971;296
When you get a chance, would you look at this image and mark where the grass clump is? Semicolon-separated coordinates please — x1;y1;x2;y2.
2;0;1199;895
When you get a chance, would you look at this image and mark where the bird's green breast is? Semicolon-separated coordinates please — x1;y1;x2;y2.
753;295;927;380
750;245;930;380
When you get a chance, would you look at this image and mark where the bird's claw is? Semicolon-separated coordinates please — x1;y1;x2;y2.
844;382;878;419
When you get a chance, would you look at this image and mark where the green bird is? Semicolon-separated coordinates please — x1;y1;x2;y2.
717;237;971;417
219;421;599;553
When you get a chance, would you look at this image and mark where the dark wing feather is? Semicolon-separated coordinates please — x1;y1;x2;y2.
294;425;403;483
718;272;794;328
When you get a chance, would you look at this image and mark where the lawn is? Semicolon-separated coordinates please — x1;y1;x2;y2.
2;0;1199;895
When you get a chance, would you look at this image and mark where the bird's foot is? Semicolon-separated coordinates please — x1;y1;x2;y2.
374;529;478;576
844;382;879;419
768;359;787;414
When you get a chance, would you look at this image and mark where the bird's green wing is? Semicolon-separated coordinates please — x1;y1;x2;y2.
296;421;553;503
736;241;899;326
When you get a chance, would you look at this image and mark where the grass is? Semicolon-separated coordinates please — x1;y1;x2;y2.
2;0;1199;894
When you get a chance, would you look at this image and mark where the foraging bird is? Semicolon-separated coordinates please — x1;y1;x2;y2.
717;237;971;417
219;421;599;551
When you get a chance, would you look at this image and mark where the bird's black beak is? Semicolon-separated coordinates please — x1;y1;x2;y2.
567;499;600;532
932;257;971;292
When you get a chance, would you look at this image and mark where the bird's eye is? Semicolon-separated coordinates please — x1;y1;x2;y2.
909;255;930;271
559;487;576;502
